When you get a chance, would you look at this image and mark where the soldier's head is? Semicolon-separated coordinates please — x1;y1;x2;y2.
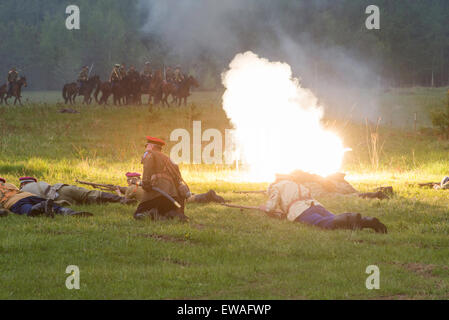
11;67;16;71
19;176;37;188
0;177;5;184
145;136;165;152
145;62;150;66
114;64;120;69
130;66;135;71
125;172;141;186
83;66;89;70
121;64;126;69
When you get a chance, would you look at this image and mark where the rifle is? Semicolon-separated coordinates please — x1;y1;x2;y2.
88;63;94;78
75;180;127;193
417;182;439;188
219;203;284;219
233;190;266;194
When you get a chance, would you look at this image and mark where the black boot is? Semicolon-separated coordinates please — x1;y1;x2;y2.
57;207;93;217
360;217;388;234
192;190;225;203
207;190;225;203
99;192;135;205
29;202;46;217
332;213;362;230
165;210;189;222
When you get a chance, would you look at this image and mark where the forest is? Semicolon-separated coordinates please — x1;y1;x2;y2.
0;0;447;89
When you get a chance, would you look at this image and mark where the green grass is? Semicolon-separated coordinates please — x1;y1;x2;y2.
0;88;449;299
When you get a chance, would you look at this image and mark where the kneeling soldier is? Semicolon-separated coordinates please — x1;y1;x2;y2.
1;178;92;217
259;176;387;233
135;136;189;221
19;176;135;206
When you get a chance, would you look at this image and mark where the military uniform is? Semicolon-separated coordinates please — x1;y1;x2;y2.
165;67;174;83
135;136;189;220
174;67;184;84
142;64;152;79
264;179;387;233
110;65;122;86
78;67;89;92
1;178;90;217
120;65;127;80
19;177;133;206
7;69;18;95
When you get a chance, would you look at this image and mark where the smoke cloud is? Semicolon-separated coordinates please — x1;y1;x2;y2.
139;0;382;121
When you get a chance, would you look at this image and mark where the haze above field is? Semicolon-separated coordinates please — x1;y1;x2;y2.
0;0;448;121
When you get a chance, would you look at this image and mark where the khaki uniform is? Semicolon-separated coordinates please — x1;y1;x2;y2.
110;68;122;82
78;69;89;81
141;150;180;201
0;182;35;210
123;184;146;202
21;181;103;206
265;180;322;222
120;67;127;79
142;66;152;78
8;70;18;83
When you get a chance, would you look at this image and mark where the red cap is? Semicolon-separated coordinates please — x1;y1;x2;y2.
19;176;37;183
126;172;141;178
0;177;5;183
146;136;166;146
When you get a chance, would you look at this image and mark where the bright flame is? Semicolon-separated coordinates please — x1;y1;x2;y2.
222;51;347;181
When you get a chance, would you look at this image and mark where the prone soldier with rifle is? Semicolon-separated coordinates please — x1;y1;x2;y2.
19;177;136;206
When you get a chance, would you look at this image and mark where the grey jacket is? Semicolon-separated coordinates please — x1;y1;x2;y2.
21;182;67;200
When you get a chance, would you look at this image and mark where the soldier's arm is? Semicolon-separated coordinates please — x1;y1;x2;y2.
141;152;155;192
262;185;281;213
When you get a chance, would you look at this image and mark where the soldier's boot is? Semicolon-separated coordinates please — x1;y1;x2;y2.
98;192;136;205
360;217;388;234
0;209;10;217
28;202;46;217
56;207;93;217
165;210;189;222
44;199;55;218
192;190;225;203
332;213;362;230
206;190;225;203
134;208;159;220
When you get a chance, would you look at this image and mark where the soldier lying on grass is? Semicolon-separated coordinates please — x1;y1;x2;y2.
0;177;92;218
259;174;388;233
18;176;136;206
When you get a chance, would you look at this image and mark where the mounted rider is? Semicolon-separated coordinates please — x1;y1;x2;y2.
119;63;127;80
165;66;174;83
127;65;140;80
77;66;89;93
141;62;152;80
174;65;185;84
7;67;19;96
109;64;122;88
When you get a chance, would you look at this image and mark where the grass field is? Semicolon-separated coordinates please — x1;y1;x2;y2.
0;88;449;299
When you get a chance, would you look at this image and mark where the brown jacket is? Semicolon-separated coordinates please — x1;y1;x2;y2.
0;182;36;209
141;150;180;201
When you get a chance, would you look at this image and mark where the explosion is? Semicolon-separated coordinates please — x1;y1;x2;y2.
222;51;347;181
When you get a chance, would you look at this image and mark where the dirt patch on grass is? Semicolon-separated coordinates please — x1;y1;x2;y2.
163;257;190;267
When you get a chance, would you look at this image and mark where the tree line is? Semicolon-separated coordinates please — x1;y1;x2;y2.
0;0;447;90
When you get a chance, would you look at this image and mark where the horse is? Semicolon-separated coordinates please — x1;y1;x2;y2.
148;70;163;106
4;76;28;105
94;80;113;105
123;73;143;105
161;81;177;107
62;82;78;104
78;75;101;105
172;76;199;106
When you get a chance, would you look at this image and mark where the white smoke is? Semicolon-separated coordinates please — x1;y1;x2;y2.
222;51;346;181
